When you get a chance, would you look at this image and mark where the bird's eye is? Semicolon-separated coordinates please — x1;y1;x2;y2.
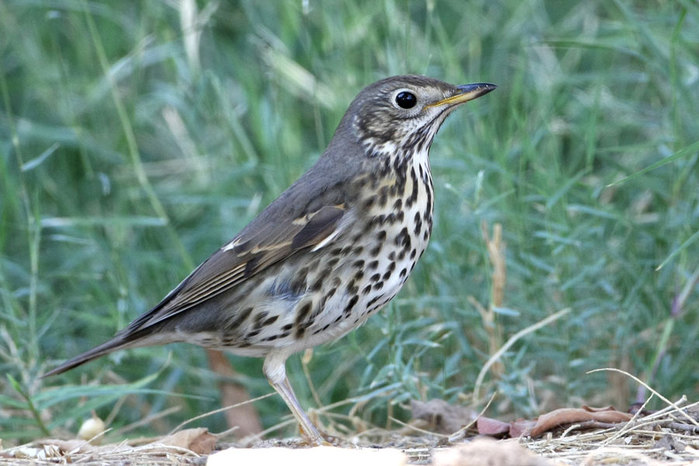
394;91;417;109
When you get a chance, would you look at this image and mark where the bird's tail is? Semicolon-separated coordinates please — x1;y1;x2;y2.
42;334;141;377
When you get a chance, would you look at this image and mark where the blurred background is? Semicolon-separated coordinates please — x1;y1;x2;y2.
1;0;697;443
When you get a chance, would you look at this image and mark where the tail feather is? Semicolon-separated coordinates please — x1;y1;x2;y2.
43;335;135;378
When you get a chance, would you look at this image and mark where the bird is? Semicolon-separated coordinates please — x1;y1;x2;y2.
45;75;496;445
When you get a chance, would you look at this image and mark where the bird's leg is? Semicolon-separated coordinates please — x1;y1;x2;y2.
275;377;326;444
263;352;325;445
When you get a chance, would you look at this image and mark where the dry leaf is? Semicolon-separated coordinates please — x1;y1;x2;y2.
509;419;538;438
156;427;217;455
475;416;510;436
476;416;536;438
529;405;632;437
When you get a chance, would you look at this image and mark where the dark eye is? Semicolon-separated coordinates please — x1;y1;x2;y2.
395;91;417;109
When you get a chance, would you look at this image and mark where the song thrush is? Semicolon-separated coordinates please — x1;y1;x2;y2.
45;75;496;444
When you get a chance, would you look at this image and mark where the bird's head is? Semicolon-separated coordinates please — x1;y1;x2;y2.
343;75;496;159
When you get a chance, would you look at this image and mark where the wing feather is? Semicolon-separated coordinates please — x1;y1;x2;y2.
126;204;347;331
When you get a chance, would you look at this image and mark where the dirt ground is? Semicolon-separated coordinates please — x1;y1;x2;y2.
2;400;698;466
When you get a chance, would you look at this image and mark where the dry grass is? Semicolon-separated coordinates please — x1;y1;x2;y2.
2;396;697;465
524;399;699;465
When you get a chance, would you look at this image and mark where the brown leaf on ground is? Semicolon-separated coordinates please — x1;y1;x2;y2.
433;438;553;466
412;399;634;440
529;405;632;437
156;427;217;455
509;419;538;438
475;416;537;438
475;416;510;436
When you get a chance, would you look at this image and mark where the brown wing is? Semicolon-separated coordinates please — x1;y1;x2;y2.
126;203;346;331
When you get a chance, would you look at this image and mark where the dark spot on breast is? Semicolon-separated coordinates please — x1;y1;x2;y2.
344;295;359;315
295;318;314;339
370;273;381;282
261;315;278;327
399;268;408;278
311;275;324;291
327;257;340;268
368;260;379;270
346;276;359;295
295;302;312;326
353;259;365;269
406;168;419;207
382;270;392;280
253;311;279;330
414;212;422;235
378;186;389;207
381;157;392;174
395;227;411;249
228;306;253;329
426;177;433;204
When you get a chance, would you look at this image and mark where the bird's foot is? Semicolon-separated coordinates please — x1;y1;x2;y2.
299;424;342;446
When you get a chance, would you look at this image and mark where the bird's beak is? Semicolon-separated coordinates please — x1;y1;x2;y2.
428;83;497;108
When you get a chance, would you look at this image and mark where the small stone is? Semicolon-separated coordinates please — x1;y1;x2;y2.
77;416;106;442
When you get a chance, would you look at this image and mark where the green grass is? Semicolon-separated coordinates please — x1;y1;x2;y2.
1;0;697;443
